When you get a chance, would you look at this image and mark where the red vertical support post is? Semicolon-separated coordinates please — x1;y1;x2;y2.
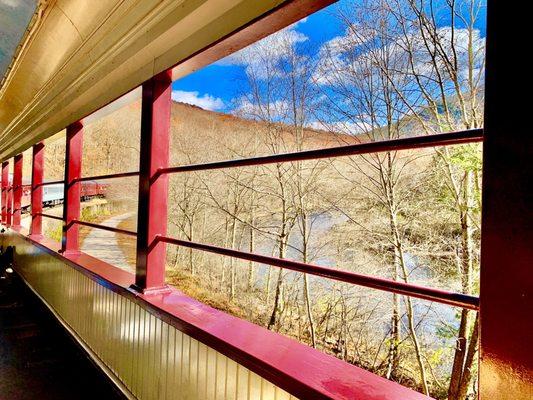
133;70;172;293
6;164;12;227
480;0;533;398
1;161;8;225
12;154;23;228
30;142;44;236
62;121;83;253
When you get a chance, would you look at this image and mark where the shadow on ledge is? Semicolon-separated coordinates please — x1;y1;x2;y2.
0;270;124;400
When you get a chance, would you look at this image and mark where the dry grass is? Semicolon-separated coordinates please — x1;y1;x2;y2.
116;214;245;318
165;268;246;318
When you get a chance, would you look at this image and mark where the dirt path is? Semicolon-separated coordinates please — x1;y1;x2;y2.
81;212;135;273
20;199;107;230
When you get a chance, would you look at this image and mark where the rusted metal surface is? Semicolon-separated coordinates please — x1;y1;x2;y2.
479;0;533;398
158;236;479;310
134;70;172;293
2;229;431;400
157;129;483;176
12;154;22;227
62;121;83;253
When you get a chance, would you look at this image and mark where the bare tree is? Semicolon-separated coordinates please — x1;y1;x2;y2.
315;1;435;392
385;1;484;397
315;0;484;396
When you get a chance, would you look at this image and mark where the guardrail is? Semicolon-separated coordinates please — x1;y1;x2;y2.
156;129;483;176
76;171;140;182
153;129;483;312
157;235;479;310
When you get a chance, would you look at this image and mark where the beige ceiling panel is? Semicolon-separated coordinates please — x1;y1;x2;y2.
54;0;124;41
0;5;83;122
0;0;289;160
2;1;152;135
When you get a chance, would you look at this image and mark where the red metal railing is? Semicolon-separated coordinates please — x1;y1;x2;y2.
76;171;139;182
35;212;64;221
69;170;141;237
1;0;528;395
153;128;483;311
157;235;479;310
6;186;12;226
1;162;7;224
157;129;483;176
72;219;137;237
13;154;23;227
36;171;141;236
0;70;485;397
4;125;483;310
35;179;65;187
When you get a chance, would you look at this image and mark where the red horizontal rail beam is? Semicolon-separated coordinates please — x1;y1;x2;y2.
35;212;64;221
36;180;64;187
75;171;140;182
158;235;480;311
157;129;483;176
72;219;137;237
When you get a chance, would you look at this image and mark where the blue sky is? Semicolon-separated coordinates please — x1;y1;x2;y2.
171;0;487;115
171;3;343;113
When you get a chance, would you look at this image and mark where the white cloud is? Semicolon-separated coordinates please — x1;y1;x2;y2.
233;97;290;121
217;21;308;79
314;25;485;87
307;119;373;135
324;24;378;52
0;0;20;7
171;90;224;111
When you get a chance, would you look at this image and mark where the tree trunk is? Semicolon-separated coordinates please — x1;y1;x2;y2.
268;234;287;330
247;217;255;291
449;309;469;399
265;265;272;301
386;292;400;380
303;273;316;348
300;213;316;348
390;203;430;395
268;165;291;330
188;216;195;275
386;178;400;378
449;171;476;400
268;266;284;330
229;217;237;300
457;314;479;399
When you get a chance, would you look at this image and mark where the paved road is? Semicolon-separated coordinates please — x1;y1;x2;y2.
81;213;135;273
